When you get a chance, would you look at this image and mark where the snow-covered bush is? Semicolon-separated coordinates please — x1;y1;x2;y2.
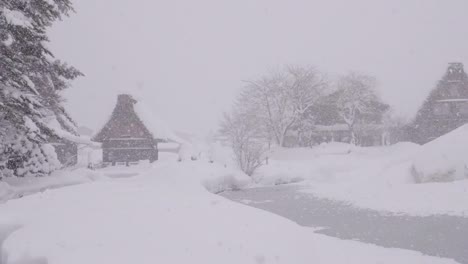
178;143;197;161
3;135;61;177
220;111;267;176
202;172;250;193
411;124;468;183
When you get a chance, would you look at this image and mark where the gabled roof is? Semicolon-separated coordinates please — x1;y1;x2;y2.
93;94;153;142
93;94;183;143
429;63;468;101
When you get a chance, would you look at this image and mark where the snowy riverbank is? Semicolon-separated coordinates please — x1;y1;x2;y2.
254;140;468;217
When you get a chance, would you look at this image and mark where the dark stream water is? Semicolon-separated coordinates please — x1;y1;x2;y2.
222;185;468;264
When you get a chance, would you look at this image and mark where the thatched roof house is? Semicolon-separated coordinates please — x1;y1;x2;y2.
410;62;468;144
93;94;168;164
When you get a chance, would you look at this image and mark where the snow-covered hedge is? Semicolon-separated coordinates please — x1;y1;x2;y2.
411;124;468;183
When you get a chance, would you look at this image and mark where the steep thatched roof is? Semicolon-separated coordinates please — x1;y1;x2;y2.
93;94;183;143
93;94;153;142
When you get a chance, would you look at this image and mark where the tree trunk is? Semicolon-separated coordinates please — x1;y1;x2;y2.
348;124;356;145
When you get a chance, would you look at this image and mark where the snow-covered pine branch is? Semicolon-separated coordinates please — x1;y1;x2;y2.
0;0;82;177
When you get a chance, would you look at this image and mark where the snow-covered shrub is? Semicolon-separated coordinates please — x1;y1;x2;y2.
202;173;250;193
178;143;197;161
4;136;61;177
1;119;61;177
220;110;267;176
411;124;468;183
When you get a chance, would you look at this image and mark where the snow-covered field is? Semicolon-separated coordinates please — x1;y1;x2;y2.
1;126;468;263
0;160;458;264
255;127;468;216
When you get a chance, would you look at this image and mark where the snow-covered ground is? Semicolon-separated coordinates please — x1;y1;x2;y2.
255;138;468;217
0;168;108;203
0;161;457;264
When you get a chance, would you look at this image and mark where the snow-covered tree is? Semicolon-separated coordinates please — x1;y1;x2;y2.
241;66;327;147
0;0;82;177
220;109;266;177
335;73;388;145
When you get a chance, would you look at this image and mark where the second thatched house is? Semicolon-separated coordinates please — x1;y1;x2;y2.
408;62;468;144
93;94;176;165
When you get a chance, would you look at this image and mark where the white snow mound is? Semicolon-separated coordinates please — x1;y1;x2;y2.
411;124;468;183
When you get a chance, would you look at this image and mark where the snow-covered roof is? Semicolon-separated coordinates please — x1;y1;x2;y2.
133;98;185;144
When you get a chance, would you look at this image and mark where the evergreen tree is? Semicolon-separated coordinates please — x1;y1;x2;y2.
0;0;82;177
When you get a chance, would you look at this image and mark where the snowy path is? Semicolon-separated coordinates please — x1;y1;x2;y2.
222;185;468;264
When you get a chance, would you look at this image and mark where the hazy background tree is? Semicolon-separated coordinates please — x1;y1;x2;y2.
241;66;327;147
220;65;328;175
334;73;388;145
220;110;266;177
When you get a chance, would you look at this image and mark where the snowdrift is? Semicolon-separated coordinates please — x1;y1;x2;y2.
0;168;109;203
253;142;468;216
411;124;468;183
256;142;420;186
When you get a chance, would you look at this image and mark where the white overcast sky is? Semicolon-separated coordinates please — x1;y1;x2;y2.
49;0;468;135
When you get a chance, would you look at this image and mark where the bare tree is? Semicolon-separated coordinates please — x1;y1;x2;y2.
335;73;385;145
219;109;266;177
241;66;327;147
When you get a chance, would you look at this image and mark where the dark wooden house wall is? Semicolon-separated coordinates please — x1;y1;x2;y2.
101;139;158;163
